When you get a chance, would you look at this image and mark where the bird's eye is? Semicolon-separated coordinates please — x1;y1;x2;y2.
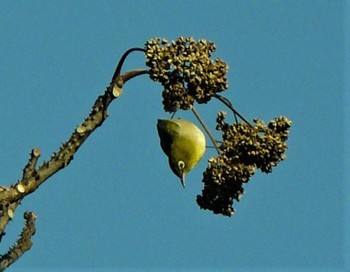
178;160;185;170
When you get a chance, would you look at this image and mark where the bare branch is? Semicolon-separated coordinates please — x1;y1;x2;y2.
0;200;20;242
0;212;36;271
22;148;41;180
0;63;148;269
0;69;148;204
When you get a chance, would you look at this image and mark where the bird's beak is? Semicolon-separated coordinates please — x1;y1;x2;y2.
180;175;186;188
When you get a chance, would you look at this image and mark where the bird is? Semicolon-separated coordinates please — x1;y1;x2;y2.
157;119;206;187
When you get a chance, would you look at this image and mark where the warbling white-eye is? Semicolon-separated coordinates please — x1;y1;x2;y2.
157;119;206;187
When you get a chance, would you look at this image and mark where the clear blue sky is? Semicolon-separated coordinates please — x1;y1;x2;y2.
0;1;348;271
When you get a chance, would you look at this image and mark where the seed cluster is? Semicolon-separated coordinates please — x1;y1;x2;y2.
197;112;292;216
145;37;228;112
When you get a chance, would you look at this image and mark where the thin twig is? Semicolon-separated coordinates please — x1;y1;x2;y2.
111;48;146;84
214;94;253;127
191;107;221;154
120;69;149;82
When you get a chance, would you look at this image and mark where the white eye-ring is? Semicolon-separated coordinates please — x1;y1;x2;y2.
178;160;185;170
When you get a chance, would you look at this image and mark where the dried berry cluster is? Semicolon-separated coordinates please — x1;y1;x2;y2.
145;37;228;112
197;112;292;216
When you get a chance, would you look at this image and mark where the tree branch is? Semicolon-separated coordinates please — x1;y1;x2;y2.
0;68;148;204
191;107;221;154
0;60;148;269
0;212;36;272
214;94;253;127
111;48;146;84
0;200;20;242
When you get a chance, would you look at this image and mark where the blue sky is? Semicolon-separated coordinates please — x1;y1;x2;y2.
0;1;348;271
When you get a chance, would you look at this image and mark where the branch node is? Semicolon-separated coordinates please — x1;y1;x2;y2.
7;209;14;219
16;184;25;194
76;125;87;134
112;84;123;98
32;148;41;158
22;148;41;180
0;186;9;193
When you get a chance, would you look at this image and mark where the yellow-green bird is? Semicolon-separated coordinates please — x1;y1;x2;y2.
157;119;206;187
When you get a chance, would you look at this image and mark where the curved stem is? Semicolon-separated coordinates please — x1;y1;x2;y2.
191;107;221;155
120;69;149;83
214;94;253;127
111;47;146;84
